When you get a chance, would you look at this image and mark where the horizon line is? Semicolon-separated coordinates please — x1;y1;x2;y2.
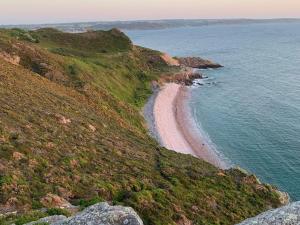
1;17;300;27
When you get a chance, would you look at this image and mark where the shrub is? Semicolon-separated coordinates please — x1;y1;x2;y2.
14;211;47;225
46;208;71;217
77;197;104;210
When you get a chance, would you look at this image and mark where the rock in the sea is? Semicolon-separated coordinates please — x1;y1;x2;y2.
178;57;223;69
26;202;143;225
236;201;300;225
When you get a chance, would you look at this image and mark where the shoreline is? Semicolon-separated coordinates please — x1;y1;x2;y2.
175;85;227;168
145;82;226;169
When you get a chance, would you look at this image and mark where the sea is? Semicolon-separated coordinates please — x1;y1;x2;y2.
126;21;300;200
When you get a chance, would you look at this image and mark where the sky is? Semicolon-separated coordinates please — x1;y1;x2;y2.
1;0;300;25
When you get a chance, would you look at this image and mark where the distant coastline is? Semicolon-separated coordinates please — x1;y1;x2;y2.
1;18;300;32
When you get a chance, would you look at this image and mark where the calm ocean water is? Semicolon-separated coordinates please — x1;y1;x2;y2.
126;22;300;200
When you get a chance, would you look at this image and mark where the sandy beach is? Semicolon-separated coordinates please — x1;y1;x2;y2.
152;83;225;168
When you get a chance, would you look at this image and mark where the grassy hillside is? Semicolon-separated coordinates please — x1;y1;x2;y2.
0;28;283;225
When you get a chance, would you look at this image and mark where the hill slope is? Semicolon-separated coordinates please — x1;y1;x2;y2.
0;28;284;225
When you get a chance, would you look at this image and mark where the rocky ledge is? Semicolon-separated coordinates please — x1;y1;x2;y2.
157;67;203;86
25;202;143;225
178;57;223;69
237;201;300;225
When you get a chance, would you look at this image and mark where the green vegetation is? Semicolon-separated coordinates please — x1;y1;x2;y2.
0;211;47;225
0;208;69;225
46;208;70;217
76;197;104;210
0;28;283;224
9;28;39;43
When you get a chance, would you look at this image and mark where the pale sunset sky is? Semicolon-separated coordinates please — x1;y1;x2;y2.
1;0;300;25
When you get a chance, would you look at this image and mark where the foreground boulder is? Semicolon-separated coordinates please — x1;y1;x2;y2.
237;201;300;225
26;202;143;225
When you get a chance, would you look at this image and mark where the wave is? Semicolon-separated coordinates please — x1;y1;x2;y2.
188;90;233;169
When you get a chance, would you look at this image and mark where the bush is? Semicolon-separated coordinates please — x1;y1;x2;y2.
14;211;47;225
77;197;104;210
10;29;39;43
46;208;70;217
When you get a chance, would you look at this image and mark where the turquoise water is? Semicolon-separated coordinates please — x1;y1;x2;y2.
126;22;300;200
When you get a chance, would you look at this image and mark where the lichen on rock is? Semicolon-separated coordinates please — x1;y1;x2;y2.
25;202;143;225
237;201;300;225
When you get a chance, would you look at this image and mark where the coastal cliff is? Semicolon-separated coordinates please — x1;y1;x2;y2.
0;28;287;224
160;53;223;69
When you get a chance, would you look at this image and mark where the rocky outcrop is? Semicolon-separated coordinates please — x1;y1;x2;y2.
276;190;290;206
0;51;20;65
159;68;203;86
25;202;143;225
40;193;74;209
178;57;223;69
159;54;222;69
160;53;180;66
227;167;290;206
26;215;68;225
237;201;300;225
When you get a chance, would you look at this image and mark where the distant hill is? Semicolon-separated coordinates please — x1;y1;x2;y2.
1;18;300;32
